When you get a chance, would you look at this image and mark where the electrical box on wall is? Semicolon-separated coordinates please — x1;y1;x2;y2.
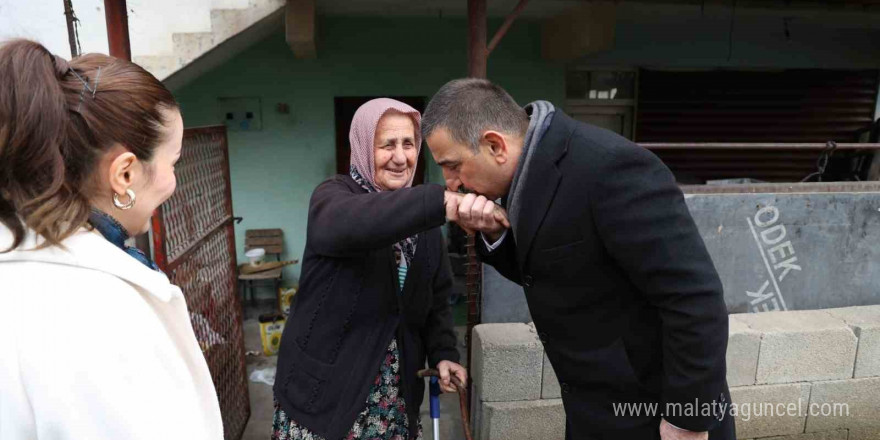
218;97;262;131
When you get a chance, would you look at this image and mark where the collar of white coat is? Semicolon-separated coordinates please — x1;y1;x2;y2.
0;224;181;302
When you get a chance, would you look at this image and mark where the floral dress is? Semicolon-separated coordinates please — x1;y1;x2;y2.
272;338;422;440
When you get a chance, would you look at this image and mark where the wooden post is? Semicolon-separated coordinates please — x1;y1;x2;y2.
464;0;488;418
285;0;316;59
488;0;529;54
467;0;487;79
103;0;131;60
464;0;529;419
104;0;153;256
542;2;616;62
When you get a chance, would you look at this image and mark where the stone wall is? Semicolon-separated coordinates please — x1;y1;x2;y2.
470;306;880;440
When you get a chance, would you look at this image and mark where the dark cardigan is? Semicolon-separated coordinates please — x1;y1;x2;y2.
274;174;459;440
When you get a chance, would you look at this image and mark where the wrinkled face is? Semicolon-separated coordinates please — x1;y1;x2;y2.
373;112;418;191
128;108;183;234
426;127;510;200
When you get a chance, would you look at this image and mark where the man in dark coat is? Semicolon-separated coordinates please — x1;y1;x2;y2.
422;78;735;440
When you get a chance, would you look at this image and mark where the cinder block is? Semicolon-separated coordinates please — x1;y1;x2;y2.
471;382;483;440
729;383;810;438
481;399;566;440
825;305;880;378
542;352;561;399
805;377;880;433
735;311;857;384
471;323;543;402
762;429;848;440
848;428;880;440
728;316;761;387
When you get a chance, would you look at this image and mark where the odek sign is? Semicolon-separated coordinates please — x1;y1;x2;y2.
479;184;880;324
745;205;802;312
684;185;880;313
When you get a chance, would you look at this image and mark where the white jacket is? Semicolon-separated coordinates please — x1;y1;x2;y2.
0;225;223;440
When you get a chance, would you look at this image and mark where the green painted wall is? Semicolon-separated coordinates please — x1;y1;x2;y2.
174;16;565;292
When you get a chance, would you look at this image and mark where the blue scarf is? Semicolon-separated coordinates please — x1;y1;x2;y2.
88;208;163;273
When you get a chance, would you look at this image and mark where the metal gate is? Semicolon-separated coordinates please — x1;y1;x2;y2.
151;125;249;440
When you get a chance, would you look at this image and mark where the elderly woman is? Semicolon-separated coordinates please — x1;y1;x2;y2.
272;99;466;440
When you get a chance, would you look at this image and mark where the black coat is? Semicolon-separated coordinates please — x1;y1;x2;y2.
479;111;736;440
274;175;459;440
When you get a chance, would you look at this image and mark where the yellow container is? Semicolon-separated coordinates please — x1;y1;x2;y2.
278;286;297;316
258;313;285;356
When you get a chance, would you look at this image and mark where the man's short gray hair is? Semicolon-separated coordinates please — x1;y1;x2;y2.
422;78;529;153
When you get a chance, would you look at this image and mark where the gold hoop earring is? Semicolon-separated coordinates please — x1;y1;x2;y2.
113;189;136;210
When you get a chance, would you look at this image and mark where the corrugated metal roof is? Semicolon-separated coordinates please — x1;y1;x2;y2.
637;69;880;182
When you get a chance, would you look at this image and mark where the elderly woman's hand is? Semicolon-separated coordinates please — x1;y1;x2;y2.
444;191;465;223
436;360;468;393
451;193;510;241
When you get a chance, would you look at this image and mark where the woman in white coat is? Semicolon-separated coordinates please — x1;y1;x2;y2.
0;40;223;439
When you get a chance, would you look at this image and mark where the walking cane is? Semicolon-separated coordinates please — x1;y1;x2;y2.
417;369;473;440
429;376;441;439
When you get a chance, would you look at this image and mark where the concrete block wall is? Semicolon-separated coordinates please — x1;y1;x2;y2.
471;323;565;440
470;306;880;440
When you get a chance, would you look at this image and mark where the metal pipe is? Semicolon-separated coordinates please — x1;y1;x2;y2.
641;143;880;150
680;181;880;194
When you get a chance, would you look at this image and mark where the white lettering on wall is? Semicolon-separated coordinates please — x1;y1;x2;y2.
745;205;802;312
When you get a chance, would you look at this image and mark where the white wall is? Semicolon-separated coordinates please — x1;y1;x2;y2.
0;0;249;59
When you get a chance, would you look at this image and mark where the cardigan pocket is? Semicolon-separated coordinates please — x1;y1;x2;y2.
283;341;334;414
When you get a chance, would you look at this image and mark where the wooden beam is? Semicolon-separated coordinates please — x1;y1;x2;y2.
487;0;530;55
103;0;131;60
542;1;617;62
285;0;316;59
465;0;487;410
468;0;487;78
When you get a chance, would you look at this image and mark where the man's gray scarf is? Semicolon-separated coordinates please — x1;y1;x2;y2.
506;100;555;241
